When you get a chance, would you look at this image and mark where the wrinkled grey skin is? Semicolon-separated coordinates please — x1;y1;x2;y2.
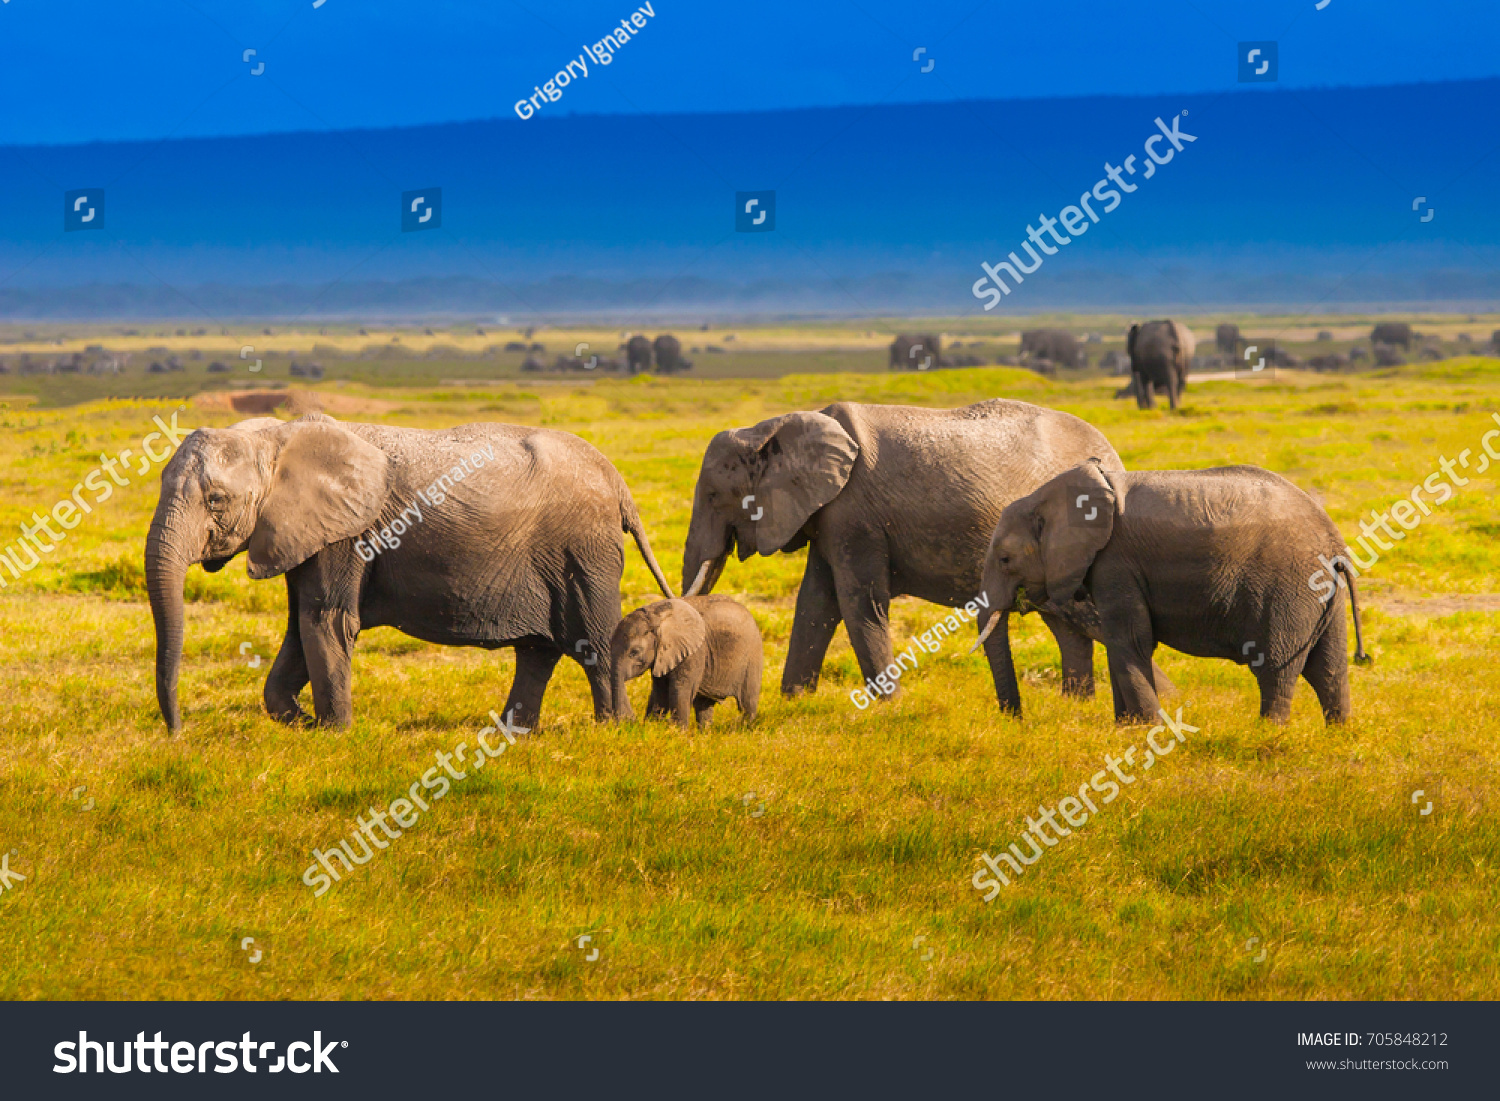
609;595;762;728
978;462;1368;724
681;399;1140;714
889;334;940;371
625;335;653;374
1127;320;1195;410
146;413;673;733
1020;329;1084;368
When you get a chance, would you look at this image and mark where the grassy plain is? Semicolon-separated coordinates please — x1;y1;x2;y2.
0;348;1497;1000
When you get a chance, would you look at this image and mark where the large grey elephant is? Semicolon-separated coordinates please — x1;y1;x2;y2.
1127;320;1195;409
679;400;1162;714
889;333;940;371
624;335;653;374
1370;322;1412;348
976;461;1368;724
1019;329;1084;368
653;334;692;374
1215;323;1241;354
146;413;674;733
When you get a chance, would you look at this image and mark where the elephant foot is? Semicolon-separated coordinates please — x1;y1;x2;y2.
779;680;820;699
265;699;313;727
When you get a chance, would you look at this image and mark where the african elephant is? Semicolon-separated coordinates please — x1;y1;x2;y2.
976;461;1368;724
609;595;762;728
1215;323;1241;354
1127;320;1195;409
1370;322;1412;349
679;400;1167;715
1020;329;1083;368
653;334;692;374
145;413;674;733
625;335;653;374
889;334;940;371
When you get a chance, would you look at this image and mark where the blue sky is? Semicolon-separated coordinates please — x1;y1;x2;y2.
1;0;1496;145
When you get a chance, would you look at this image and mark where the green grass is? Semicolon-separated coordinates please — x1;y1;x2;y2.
1;353;1498;1000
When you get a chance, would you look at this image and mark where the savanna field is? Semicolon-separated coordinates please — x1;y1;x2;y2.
1;340;1498;1000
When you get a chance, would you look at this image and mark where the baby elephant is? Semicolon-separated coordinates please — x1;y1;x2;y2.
609;596;762;728
977;461;1368;724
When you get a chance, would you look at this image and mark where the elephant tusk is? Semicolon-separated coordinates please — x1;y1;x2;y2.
684;560;710;598
969;611;1001;654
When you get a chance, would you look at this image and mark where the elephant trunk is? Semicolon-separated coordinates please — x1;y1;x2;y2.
609;661;635;722
681;499;731;596
145;503;198;733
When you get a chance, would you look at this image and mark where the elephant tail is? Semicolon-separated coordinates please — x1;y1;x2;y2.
620;494;675;598
1334;558;1370;665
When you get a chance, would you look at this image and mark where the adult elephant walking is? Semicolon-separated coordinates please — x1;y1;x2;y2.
679;400;1132;714
625;335;653;374
1127;319;1195;409
146;413;674;733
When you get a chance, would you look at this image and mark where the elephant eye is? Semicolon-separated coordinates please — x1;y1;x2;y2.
206;490;229;510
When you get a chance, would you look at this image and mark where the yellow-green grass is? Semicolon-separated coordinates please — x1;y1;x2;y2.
1;362;1497;1000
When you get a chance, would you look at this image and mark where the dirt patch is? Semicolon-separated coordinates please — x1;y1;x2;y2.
194;389;399;417
1372;594;1500;616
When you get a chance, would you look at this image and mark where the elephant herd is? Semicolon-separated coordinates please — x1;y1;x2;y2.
148;399;1368;738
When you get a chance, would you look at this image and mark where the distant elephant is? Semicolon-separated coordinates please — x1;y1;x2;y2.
976;461;1368;724
679;400;1170;715
1215;323;1241;354
146;413;674;733
1127;320;1195;409
1020;329;1083;368
889;333;940;370
654;334;692;374
625;335;653;374
609;595;762;728
1370;323;1412;348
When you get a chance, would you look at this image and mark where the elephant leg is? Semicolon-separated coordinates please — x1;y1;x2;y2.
1166;368;1181;410
1100;602;1158;722
782;545;843;697
1152;661;1177;696
833;568;898;702
693;697;716;729
501;645;562;733
1254;659;1304;724
1039;609;1094;699
1135;371;1154;409
1301;621;1351;724
299;603;360;728
666;672;696;729
645;676;670;719
265;577;312;725
981;611;1022;715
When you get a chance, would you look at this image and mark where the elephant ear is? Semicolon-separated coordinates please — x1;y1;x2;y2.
652;599;708;676
246;417;390;579
741;411;859;554
1035;462;1116;607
